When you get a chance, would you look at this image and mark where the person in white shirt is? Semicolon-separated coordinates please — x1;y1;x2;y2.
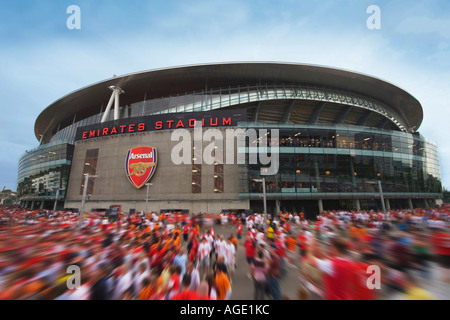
215;235;227;261
224;238;236;281
221;214;228;225
255;215;261;229
273;219;280;229
113;263;134;300
133;262;149;297
256;229;265;244
198;238;211;275
186;262;200;291
247;217;254;230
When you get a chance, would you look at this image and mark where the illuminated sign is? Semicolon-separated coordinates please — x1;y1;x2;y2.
126;146;158;189
75;110;246;141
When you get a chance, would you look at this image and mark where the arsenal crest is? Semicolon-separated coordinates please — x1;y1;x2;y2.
126;146;158;189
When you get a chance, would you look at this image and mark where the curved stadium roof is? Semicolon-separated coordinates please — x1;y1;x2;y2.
35;62;423;141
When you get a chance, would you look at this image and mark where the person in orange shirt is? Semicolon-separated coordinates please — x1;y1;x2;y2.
215;265;231;300
173;232;181;251
357;226;368;239
349;224;358;240
286;232;297;267
230;234;238;249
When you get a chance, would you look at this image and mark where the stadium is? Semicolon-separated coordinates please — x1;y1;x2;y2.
17;62;443;218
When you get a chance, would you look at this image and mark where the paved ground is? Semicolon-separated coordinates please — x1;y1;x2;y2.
205;223;449;300
209;223;305;300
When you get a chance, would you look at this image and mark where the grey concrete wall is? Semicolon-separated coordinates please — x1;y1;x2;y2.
64;199;249;214
65;129;247;213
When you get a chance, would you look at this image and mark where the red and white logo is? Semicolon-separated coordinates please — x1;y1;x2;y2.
126;146;158;189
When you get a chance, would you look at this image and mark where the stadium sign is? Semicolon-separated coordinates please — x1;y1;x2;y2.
75;110;246;141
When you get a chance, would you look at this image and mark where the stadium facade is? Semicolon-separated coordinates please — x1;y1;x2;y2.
17;63;443;218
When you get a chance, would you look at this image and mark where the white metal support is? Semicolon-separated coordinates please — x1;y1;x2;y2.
101;86;124;123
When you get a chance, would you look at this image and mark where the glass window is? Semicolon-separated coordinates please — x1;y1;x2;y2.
192;146;201;193
214;147;224;193
80;149;99;195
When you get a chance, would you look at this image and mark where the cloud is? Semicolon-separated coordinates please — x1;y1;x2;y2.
1;0;449;191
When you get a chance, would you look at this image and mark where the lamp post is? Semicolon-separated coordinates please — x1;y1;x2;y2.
79;173;98;227
53;187;64;212
378;180;387;217
253;178;267;231
145;183;152;214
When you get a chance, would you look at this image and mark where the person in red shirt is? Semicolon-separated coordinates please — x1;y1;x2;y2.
237;222;243;240
182;224;190;243
353;260;376;300
284;221;291;233
167;265;182;299
231;215;236;226
430;228;450;283
171;274;199;300
275;235;287;278
188;235;199;262
244;233;256;277
306;236;358;300
189;225;198;242
315;220;322;237
297;229;308;259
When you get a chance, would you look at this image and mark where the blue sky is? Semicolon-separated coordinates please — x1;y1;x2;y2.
0;0;449;191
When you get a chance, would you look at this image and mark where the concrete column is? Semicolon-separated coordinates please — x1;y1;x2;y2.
350;159;356;189
318;199;323;214
408;198;413;210
385;198;391;211
314;161;320;191
114;89;120;120
31;200;35;210
40;201;45;209
354;199;361;211
100;91;116;123
275;200;280;215
424;199;429;208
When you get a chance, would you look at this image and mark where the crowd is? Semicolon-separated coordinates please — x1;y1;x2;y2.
0;205;449;300
240;207;449;300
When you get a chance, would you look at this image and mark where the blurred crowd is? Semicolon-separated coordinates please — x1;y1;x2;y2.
0;205;449;300
242;207;449;300
0;206;235;300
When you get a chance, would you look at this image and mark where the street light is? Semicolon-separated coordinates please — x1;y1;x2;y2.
253;178;267;231
53;187;65;212
367;180;387;217
378;180;387;217
145;183;153;214
79;173;98;227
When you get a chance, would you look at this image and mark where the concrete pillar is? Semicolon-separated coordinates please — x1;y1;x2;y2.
408;198;413;210
385;198;391;211
31;200;35;210
114;89;120;120
350;159;356;190
314;161;320;191
275;200;280;215
354;199;361;211
424;199;429;208
318;199;323;214
40;201;45;209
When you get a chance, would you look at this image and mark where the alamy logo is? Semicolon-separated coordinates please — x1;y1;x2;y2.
66;265;81;289
366;265;381;290
66;5;81;30
367;5;381;30
171;123;279;175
